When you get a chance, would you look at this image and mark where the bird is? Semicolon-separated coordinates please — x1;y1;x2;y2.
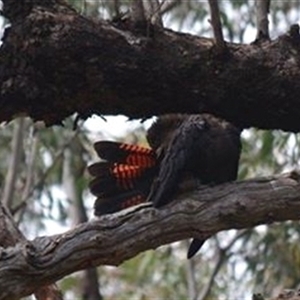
88;113;242;258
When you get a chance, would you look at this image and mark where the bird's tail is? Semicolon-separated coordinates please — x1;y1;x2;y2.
88;141;158;216
187;238;206;259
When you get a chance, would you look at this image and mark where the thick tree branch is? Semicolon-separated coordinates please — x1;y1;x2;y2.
1;171;300;299
0;205;63;300
0;0;300;131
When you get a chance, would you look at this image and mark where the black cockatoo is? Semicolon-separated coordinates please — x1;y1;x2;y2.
88;114;242;258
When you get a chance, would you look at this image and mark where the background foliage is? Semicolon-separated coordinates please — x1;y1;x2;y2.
1;0;300;299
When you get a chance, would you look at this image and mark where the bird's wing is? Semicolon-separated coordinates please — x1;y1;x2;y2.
148;116;206;207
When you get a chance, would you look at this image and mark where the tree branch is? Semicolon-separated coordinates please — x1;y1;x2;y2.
207;0;226;53
185;254;197;300
131;0;146;23
2;118;25;208
0;0;300;131
264;289;300;300
0;205;25;246
144;0;163;27
160;0;182;15
255;0;270;40
197;230;249;300
1;171;300;299
0;204;63;300
197;245;226;300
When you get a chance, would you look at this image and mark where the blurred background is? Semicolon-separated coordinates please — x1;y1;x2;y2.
1;1;300;299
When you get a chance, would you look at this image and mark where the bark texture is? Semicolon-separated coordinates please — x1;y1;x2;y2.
0;0;300;131
1;171;300;299
0;205;63;300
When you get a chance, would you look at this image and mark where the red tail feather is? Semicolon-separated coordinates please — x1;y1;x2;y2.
89;162;153;196
89;141;158;215
94;141;156;168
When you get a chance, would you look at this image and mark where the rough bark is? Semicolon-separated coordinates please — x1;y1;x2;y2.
1;171;300;299
0;205;63;300
259;289;300;300
0;0;300;131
